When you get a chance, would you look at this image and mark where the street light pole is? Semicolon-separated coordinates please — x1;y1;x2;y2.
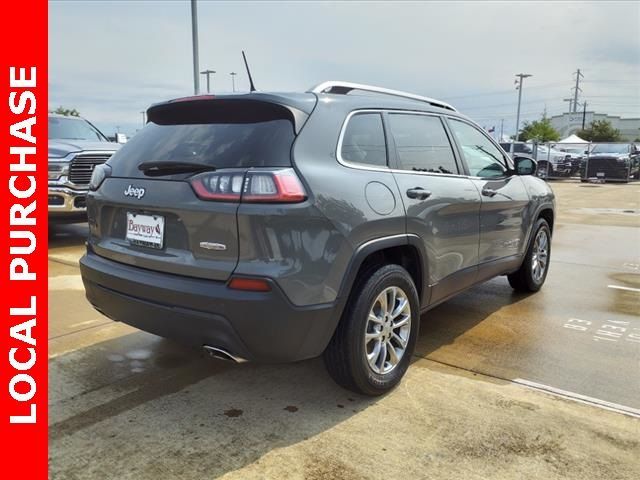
191;0;200;95
200;69;216;93
230;72;237;92
512;73;532;154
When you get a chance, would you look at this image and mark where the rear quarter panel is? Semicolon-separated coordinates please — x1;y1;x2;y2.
282;99;407;306
520;175;556;251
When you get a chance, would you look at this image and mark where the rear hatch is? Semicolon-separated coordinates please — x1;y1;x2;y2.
87;94;315;281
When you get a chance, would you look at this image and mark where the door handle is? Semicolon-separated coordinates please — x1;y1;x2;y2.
406;187;432;200
482;188;498;197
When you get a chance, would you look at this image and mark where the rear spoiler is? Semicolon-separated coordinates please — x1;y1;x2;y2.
146;94;316;134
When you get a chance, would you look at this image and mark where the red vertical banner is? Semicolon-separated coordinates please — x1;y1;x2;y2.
1;0;48;478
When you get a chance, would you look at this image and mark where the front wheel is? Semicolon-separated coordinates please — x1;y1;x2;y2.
323;264;420;396
508;219;551;292
536;162;552;179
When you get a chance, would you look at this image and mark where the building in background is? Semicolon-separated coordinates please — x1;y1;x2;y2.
549;112;640;141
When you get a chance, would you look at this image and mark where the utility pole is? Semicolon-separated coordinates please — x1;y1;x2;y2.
140;111;146;126
563;98;573;113
512;73;532;153
200;69;216;93
230;72;237;92
191;0;200;95
500;119;504;142
582;101;587;130
572;68;583;113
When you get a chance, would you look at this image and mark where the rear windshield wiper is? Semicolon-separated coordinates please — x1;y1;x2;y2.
138;161;217;176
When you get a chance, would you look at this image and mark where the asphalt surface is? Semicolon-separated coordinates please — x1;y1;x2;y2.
48;180;640;479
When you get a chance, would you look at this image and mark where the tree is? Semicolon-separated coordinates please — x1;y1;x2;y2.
577;120;623;142
53;106;80;117
518;115;561;143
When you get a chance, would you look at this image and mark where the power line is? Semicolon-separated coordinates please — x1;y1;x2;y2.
439;81;569;101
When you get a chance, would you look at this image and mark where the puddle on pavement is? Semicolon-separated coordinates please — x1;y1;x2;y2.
223;408;243;418
609;273;640;288
569;208;640;216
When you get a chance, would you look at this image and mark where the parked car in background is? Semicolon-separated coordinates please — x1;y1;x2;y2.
555;145;587;175
500;142;574;178
80;81;555;395
583;143;640;182
500;142;534;158
533;145;573;177
49;114;121;222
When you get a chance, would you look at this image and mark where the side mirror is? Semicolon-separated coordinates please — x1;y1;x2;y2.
513;156;537;176
115;133;127;144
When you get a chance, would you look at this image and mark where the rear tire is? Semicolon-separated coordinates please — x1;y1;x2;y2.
324;264;420;396
508;219;551;292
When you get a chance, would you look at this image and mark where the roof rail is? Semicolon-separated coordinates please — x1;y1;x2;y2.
308;81;457;112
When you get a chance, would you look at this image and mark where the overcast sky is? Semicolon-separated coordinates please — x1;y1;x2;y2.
49;0;640;136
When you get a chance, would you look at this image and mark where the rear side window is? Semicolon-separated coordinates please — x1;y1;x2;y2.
387;114;459;174
109;100;295;176
340;113;387;167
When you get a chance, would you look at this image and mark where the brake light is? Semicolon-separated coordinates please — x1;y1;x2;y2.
242;169;307;203
228;277;272;292
190;168;307;203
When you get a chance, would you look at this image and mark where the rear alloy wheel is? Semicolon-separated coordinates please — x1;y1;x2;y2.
324;264;419;396
508;218;551;292
365;286;412;375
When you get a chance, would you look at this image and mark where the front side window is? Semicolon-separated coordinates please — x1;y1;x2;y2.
387;114;459;174
448;119;508;178
340;113;387;167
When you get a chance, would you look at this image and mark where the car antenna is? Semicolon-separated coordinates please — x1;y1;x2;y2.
242;50;257;92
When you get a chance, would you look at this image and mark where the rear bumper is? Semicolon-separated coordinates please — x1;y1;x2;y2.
79;250;338;363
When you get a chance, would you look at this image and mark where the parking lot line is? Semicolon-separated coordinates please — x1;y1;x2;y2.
607;284;640;293
513;378;640;419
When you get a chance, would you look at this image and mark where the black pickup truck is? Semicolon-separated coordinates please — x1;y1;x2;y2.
583;143;640;182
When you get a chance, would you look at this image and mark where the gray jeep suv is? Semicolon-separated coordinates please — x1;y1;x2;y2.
80;82;555;395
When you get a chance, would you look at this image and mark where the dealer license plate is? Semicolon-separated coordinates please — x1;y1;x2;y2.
596;172;605;178
126;212;165;249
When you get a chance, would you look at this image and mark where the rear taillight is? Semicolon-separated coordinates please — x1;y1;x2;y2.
190;171;245;201
190;168;307;203
242;169;306;203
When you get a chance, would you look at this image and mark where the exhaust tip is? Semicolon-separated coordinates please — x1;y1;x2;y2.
203;345;248;363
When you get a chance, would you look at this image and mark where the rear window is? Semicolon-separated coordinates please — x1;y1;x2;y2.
388;114;459;174
109;101;295;175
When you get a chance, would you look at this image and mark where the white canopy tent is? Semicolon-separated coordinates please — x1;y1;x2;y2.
557;134;588;144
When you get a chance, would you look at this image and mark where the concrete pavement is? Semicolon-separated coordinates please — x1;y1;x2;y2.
48;180;640;479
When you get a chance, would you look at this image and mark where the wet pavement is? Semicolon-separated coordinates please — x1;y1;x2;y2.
48;180;640;479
